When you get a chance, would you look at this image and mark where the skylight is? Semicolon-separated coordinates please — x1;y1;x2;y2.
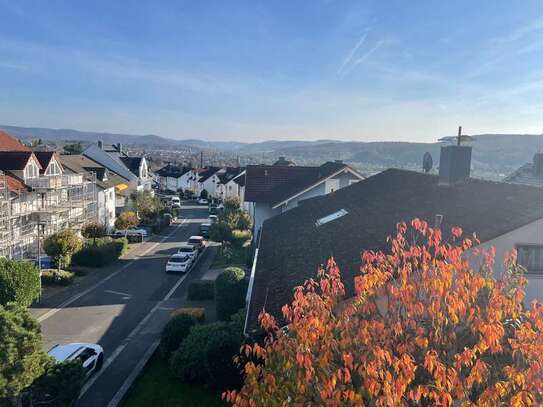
315;209;348;227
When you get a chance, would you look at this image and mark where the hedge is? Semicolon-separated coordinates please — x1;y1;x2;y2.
187;280;215;301
170;307;205;323
0;258;40;306
159;314;198;360
215;267;247;321
41;270;75;286
31;359;85;407
72;237;128;268
170;316;244;389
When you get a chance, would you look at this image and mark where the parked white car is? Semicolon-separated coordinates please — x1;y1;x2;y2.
48;343;104;379
178;244;198;260
208;215;218;224
165;253;192;273
114;227;148;237
197;198;208;205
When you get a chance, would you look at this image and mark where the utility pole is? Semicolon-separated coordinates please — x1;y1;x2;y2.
200;151;204;169
457;126;462;146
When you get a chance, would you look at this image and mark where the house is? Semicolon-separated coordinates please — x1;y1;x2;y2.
504;153;543;187
82;142;152;211
0;132;96;259
156;164;198;193
216;168;245;201
244;144;543;337
244;161;365;240
60;155;125;231
197;167;223;198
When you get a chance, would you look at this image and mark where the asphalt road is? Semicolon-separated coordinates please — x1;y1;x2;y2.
31;204;213;407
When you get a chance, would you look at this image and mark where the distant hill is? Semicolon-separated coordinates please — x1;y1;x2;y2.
2;124;542;179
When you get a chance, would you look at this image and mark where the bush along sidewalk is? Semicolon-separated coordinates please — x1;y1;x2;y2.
215;267;248;321
187;280;215;301
72;237;128;268
41;270;75;286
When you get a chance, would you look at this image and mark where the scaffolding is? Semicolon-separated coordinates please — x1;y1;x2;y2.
0;171;97;260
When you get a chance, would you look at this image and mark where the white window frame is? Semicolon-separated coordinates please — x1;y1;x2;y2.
25;160;39;179
325;178;340;194
517;244;543;274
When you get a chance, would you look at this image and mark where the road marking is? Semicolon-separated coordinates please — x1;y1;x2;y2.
104;290;132;299
79;241;208;399
36;219;187;323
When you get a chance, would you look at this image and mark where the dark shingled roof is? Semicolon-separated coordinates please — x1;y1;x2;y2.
246;168;543;335
34;151;62;174
245;161;349;206
0;151;38;171
156;164;193;178
198;166;222;183
120;156;143;176
60;154;125;190
217;167;243;184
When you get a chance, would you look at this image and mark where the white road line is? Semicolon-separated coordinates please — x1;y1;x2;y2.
79;238;208;399
37;220;186;323
104;289;132;297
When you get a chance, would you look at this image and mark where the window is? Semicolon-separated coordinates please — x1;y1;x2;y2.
517;244;543;274
315;209;348;227
25;161;39;179
325;179;340;194
45;161;61;176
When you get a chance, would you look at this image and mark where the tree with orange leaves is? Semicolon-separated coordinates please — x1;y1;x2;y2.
225;219;543;406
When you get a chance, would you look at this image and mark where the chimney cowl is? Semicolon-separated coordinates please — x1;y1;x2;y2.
438;145;472;186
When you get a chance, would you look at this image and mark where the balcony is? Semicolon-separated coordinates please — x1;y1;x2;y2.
26;174;84;190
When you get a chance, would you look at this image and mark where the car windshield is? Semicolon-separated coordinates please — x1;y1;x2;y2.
188;239;201;245
169;256;188;263
179;247;193;252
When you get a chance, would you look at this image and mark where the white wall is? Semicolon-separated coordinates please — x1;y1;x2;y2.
473;217;543;305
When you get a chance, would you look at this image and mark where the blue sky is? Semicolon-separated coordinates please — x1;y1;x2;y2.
1;0;543;142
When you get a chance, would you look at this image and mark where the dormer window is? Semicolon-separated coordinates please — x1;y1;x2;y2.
45;160;61;176
25;160;39;179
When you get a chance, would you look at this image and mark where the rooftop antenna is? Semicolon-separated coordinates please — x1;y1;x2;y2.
200;151;203;169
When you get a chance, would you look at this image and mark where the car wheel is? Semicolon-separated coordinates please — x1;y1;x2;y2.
96;354;104;371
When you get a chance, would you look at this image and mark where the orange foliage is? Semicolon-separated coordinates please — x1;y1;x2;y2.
224;219;543;406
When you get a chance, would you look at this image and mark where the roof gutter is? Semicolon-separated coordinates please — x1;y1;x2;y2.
243;226;262;337
271;166;363;210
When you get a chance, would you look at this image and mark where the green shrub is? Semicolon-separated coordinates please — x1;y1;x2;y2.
72;237;127;268
215;267;247;321
230;229;252;248
41;270;75;286
170;307;205;323
43;229;83;272
159;314;198;360
204;324;244;390
187;280;215;301
31;359;84;407
0;258;40;306
170;317;244;388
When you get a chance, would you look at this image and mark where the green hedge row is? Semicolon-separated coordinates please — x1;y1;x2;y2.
215;267;248;321
187;280;215;301
41;270;75;286
72;237;128;268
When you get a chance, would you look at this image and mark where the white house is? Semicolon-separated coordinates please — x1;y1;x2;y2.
156;164;198;193
245;161;365;240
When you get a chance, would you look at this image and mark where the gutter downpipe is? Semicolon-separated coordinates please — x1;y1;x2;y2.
243;224;262;337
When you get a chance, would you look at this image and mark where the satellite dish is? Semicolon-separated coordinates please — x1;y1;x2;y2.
422;152;433;173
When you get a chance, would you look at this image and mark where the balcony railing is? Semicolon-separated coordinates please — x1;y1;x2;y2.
26;174;84;189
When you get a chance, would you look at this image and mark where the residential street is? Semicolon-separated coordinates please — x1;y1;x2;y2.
30;204;214;407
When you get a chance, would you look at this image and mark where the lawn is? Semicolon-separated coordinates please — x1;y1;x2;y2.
211;245;251;269
122;353;226;407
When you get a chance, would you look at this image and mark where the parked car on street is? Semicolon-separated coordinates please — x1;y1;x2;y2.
113;227;148;237
188;235;205;252
48;343;104;379
197;198;208;205
178;244;198;260
209;205;217;215
199;223;211;238
34;255;54;269
208;214;218;224
165;253;192;273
